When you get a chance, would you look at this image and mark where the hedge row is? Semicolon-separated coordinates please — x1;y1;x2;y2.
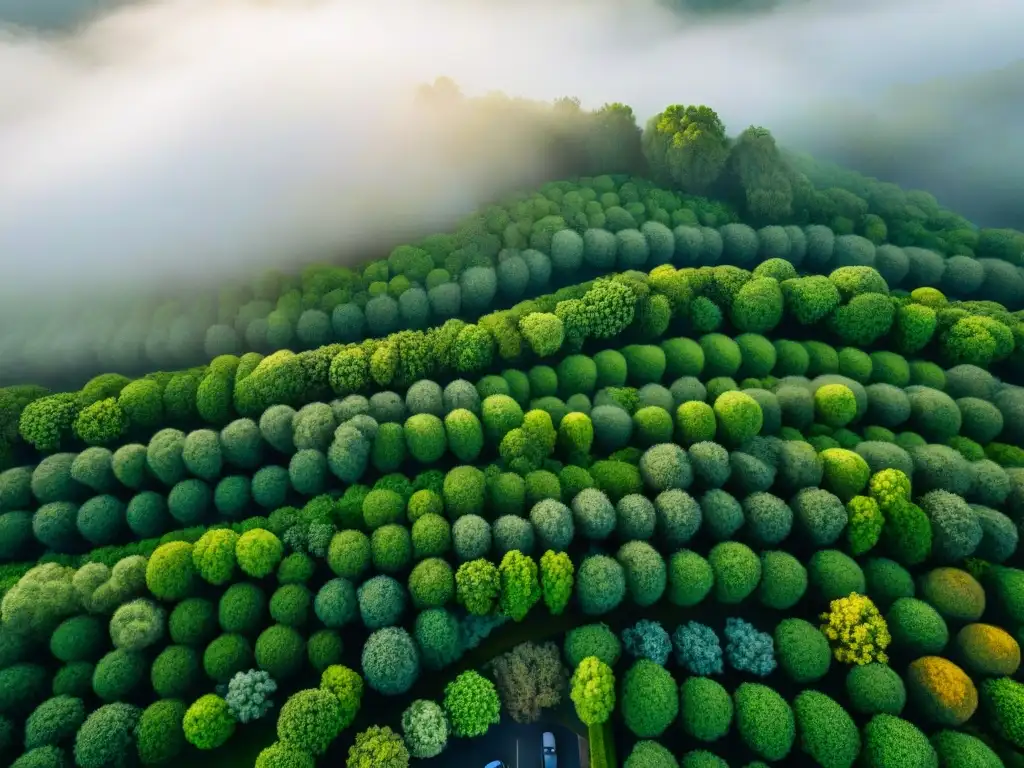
9;160;1023;386
7;168;1023;390
5;413;1022;610
607;579;1021;690
4;383;1020;613
0;91;651;388
6;363;1024;562
7;359;1024;564
781;150;1024;265
8;251;1024;468
5;459;1016;679
14;359;1024;504
5;265;662;459
9;295;1024;481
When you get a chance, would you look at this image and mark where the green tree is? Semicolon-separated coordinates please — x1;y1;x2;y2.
277;688;345;756
444;671;501;738
401;700;449;759
320;665;363;728
73;398;128;446
498;550;541;622
539;550;574;615
724;126;794;223
346;725;409;768
587;103;644;173
642;105;729;193
183;694;236;750
570;656;615;726
455;559;500;616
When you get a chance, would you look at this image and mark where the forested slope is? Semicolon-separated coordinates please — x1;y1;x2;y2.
0;84;1023;768
2;88;1021;387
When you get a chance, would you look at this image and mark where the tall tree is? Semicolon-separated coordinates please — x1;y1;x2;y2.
587;103;645;175
723;126;794;224
641;105;730;194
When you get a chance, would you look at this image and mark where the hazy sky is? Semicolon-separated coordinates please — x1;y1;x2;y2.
0;0;1021;315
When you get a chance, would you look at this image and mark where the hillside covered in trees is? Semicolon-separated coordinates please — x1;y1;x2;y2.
2;82;1022;393
1;18;1024;768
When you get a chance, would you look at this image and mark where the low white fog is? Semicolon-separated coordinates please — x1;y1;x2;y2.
0;0;1021;383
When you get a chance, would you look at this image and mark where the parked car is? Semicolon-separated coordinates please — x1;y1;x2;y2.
543;732;557;768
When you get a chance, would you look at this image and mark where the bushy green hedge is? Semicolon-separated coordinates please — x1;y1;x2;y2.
9;240;1024;477
10;345;1020;564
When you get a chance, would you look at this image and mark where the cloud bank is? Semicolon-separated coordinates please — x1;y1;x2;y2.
0;0;1021;381
788;59;1024;229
